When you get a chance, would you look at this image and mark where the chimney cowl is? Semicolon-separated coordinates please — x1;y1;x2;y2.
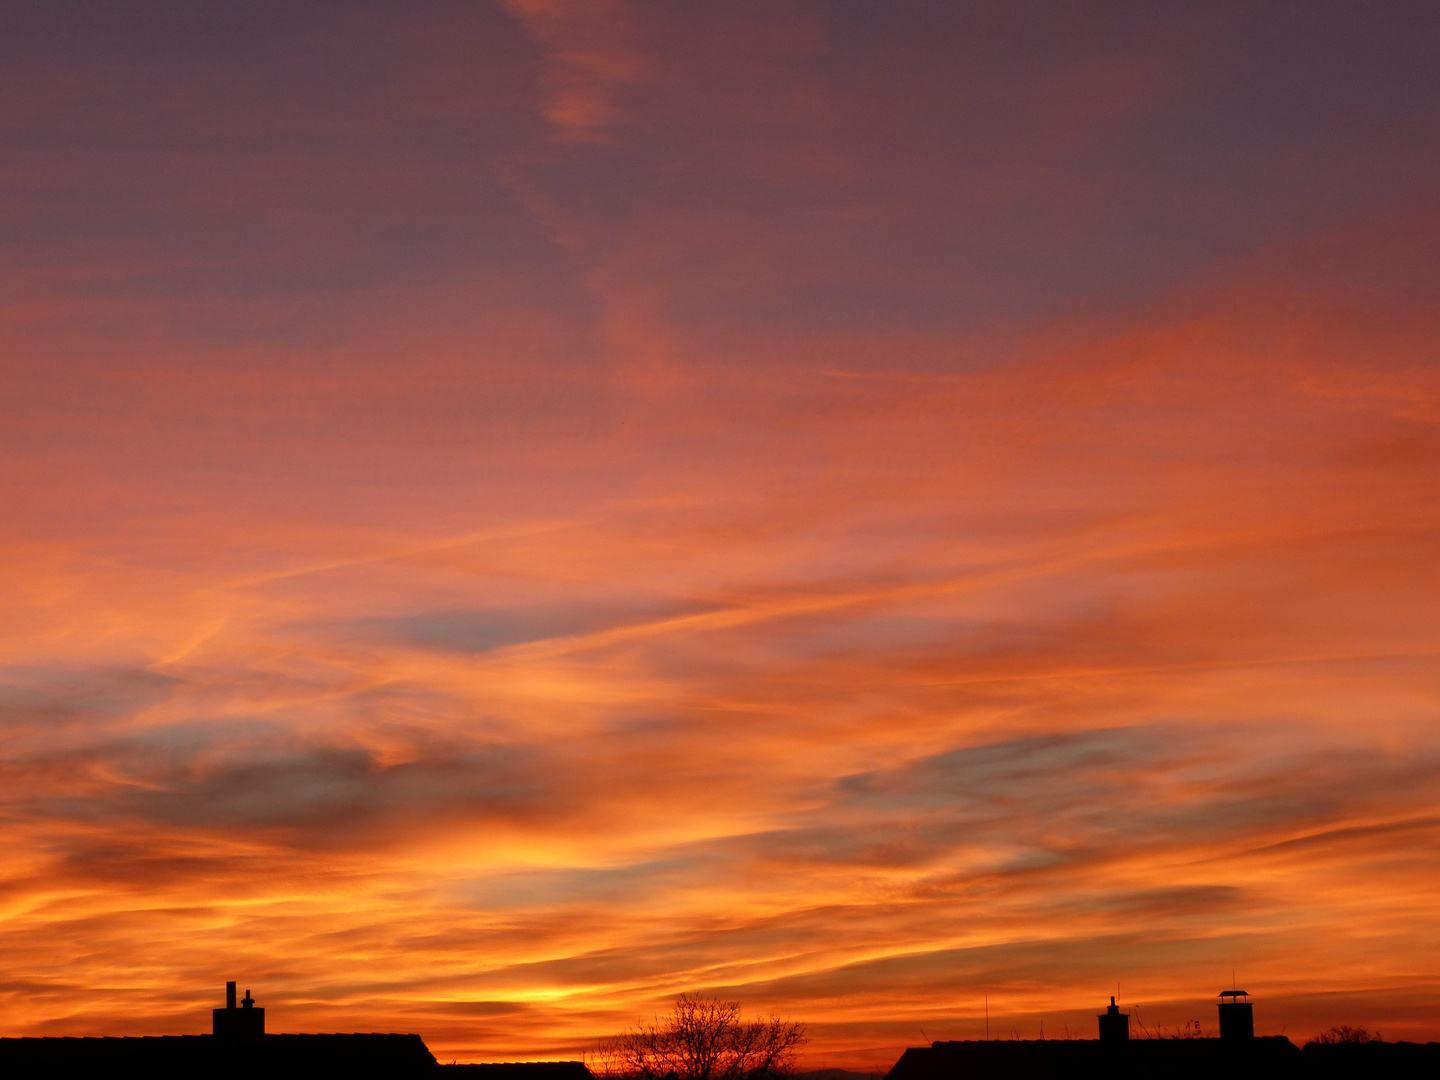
1217;989;1255;1041
1098;996;1129;1044
214;982;264;1037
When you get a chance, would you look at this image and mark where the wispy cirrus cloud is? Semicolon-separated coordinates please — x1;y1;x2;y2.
2;0;1440;1066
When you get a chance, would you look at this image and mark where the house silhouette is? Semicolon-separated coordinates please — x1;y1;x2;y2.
883;989;1440;1080
0;983;596;1080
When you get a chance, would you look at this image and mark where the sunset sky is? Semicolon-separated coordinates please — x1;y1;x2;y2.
3;1;1440;1066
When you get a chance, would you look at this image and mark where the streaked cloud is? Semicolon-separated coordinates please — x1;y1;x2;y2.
1;0;1439;1067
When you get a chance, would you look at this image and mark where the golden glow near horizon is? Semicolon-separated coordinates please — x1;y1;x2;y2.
2;1;1440;1067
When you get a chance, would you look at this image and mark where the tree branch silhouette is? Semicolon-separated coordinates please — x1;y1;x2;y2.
599;995;807;1080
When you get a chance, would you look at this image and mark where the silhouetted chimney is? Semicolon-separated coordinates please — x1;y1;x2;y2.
213;981;265;1037
1218;990;1253;1041
1097;996;1129;1043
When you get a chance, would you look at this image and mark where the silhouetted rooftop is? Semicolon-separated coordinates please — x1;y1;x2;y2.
0;1032;439;1079
889;1036;1302;1080
1301;1040;1440;1079
886;1036;1440;1080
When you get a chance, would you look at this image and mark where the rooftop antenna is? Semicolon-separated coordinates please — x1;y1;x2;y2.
985;996;989;1041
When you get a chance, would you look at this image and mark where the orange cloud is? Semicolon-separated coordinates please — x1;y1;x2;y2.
3;3;1440;1067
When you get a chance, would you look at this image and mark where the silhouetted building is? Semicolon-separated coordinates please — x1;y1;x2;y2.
890;1036;1305;1080
1097;996;1129;1043
1218;989;1254;1042
1300;1039;1440;1079
0;982;600;1080
213;981;265;1037
884;987;1439;1078
0;1031;440;1079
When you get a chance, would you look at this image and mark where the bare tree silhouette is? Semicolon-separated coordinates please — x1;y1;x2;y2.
1309;1024;1377;1045
599;995;807;1080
